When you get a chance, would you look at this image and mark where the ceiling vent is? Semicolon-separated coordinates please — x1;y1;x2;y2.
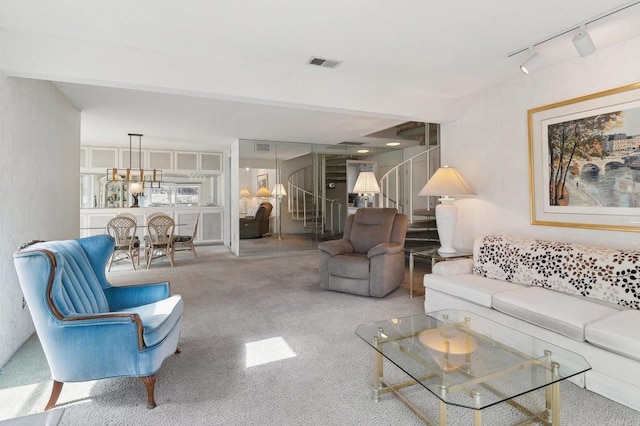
307;56;342;69
338;141;366;146
255;143;271;152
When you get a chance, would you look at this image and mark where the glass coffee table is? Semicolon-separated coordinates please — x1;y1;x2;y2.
355;310;591;425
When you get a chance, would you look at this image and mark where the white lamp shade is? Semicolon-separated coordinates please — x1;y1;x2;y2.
271;183;287;197
129;182;144;195
418;166;474;198
239;188;252;198
353;171;380;194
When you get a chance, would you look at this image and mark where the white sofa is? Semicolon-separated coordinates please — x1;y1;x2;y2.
423;235;640;411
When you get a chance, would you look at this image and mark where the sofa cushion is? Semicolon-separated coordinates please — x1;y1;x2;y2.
492;287;619;341
585;310;640;362
424;273;524;308
472;235;640;310
116;295;183;347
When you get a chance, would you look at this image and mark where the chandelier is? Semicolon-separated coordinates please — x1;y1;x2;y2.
106;133;163;207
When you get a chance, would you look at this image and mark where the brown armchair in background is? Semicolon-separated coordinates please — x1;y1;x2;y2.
318;208;407;297
240;202;273;239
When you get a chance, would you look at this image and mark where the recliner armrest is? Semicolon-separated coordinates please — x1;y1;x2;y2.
104;282;171;311
367;242;403;258
318;239;354;256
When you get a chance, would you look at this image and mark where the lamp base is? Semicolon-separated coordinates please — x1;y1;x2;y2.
435;198;457;254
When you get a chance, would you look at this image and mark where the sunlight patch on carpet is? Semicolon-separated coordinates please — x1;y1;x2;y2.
245;337;297;368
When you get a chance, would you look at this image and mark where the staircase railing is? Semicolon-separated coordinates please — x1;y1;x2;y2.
378;145;440;223
288;166;342;235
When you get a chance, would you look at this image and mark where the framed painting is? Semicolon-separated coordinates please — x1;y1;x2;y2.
529;82;640;231
257;174;269;191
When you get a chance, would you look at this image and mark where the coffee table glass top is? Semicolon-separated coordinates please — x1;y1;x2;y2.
355;310;591;410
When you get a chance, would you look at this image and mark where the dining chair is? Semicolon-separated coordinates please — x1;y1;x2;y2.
146;214;175;269
173;214;199;258
147;212;167;222
118;212;138;221
106;214;140;270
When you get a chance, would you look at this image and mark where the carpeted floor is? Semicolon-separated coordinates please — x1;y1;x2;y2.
1;246;639;425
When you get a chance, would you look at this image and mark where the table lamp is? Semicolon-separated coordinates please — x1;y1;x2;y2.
129;182;144;208
418;166;474;253
239;188;251;214
255;187;272;201
353;171;380;208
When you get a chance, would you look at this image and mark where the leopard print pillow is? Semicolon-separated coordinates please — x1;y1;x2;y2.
472;235;640;310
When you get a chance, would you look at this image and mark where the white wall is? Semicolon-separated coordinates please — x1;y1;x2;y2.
444;35;640;251
0;77;80;367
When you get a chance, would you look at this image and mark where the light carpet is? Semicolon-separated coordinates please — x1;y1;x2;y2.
1;246;639;425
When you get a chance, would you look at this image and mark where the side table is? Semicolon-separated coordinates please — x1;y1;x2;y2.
405;247;473;298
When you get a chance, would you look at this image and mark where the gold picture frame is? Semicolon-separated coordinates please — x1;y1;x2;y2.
528;82;640;232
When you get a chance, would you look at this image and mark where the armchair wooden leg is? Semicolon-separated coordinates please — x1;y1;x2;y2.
45;380;63;411
140;375;158;409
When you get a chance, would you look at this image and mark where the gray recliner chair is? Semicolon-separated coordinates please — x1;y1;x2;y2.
318;208;407;297
240;202;273;239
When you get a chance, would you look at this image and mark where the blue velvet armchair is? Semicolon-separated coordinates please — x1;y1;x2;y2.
13;235;183;410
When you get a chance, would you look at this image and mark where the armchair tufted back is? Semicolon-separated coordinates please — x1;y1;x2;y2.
345;208;405;254
18;238;111;318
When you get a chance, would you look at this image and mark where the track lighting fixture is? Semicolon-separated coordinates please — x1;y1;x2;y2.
572;26;596;57
508;1;638;74
520;50;541;75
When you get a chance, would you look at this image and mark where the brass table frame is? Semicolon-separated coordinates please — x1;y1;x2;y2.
360;314;584;425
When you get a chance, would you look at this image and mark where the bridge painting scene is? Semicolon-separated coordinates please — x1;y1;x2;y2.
548;106;640;208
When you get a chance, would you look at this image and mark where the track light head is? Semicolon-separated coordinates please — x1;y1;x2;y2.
572;28;596;57
520;51;541;75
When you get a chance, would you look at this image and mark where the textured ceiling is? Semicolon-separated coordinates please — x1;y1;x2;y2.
1;0;639;150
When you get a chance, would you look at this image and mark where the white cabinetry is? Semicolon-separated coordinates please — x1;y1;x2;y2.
83;147;119;173
82;146;222;175
175;152;199;173
120;148;146;170
80;207;223;244
201;210;223;242
200;153;222;173
148;150;173;170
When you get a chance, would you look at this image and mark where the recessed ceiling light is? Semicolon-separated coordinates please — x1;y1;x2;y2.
357;149;369;153
386;142;401;147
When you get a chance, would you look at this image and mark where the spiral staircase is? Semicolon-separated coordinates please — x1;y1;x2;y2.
282;145;441;248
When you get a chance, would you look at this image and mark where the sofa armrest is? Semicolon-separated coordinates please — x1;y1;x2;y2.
318;239;353;256
104;282;171;311
432;258;474;275
367;242;403;258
